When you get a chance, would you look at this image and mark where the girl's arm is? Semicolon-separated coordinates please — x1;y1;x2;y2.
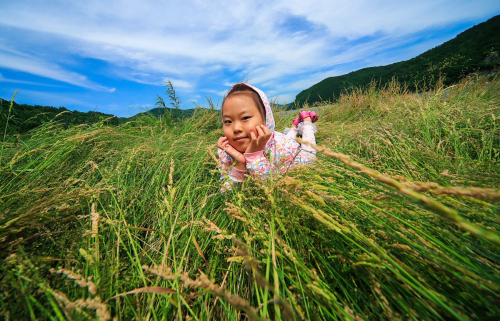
217;149;249;192
246;132;301;178
244;150;271;178
243;125;273;178
217;137;249;191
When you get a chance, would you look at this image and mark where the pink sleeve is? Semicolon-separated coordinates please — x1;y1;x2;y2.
229;166;248;182
244;150;271;178
218;148;249;192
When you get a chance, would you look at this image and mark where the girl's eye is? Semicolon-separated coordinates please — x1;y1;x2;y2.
223;120;232;124
242;116;251;121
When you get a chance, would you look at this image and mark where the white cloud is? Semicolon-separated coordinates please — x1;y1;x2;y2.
161;78;193;89
275;0;498;38
269;93;296;105
0;50;115;92
202;89;229;98
0;72;63;87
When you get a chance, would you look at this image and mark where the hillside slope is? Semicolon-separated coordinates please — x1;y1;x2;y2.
0;98;120;134
295;15;500;105
0;98;199;135
130;107;196;120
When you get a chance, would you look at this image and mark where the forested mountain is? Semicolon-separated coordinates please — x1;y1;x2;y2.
0;98;119;135
0;98;201;135
295;15;500;105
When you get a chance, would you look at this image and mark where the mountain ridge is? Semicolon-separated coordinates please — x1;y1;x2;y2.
294;15;500;105
0;98;196;135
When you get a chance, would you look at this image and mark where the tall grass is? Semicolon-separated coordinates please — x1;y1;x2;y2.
1;74;499;320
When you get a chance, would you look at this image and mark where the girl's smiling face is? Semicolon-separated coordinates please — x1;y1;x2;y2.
222;94;266;152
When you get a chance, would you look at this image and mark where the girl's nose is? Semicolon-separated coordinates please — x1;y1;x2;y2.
233;121;243;132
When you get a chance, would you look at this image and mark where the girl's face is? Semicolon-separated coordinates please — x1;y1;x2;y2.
222;94;266;152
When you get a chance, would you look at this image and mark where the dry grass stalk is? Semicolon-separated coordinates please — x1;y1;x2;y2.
297;138;500;246
49;267;97;295
66;128;115;143
343;306;365;321
202;216;234;240
142;264;263;321
79;248;95;265
290;195;350;234
405;229;443;255
306;281;337;302
192;236;207;263
51;289;111;321
401;181;500;202
5;255;109;319
87;160;99;172
224;202;248;223
108;286;176;301
274;236;298;263
7;148;46;167
90;203;99;238
206;145;219;164
168;158;174;192
370;277;392;319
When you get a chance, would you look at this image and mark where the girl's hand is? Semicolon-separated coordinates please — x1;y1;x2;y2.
245;124;271;154
218;137;246;166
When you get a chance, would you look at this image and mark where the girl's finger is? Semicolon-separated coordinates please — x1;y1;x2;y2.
255;125;264;137
250;130;257;141
217;136;227;146
261;126;271;135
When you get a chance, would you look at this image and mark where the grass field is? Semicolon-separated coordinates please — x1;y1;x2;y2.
1;74;499;320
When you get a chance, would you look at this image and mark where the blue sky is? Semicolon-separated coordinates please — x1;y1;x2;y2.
1;1;499;117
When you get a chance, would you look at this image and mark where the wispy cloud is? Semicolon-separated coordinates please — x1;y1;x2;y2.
161;78;193;89
0;72;63;87
0;49;115;92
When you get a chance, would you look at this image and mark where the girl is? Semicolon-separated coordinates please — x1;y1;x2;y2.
217;83;318;191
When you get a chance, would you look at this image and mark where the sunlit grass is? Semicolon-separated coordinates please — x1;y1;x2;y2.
1;74;499;320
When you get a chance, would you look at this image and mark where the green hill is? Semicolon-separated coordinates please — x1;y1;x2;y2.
295;15;500;105
0;98;120;135
130;107;196;120
0;99;199;135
